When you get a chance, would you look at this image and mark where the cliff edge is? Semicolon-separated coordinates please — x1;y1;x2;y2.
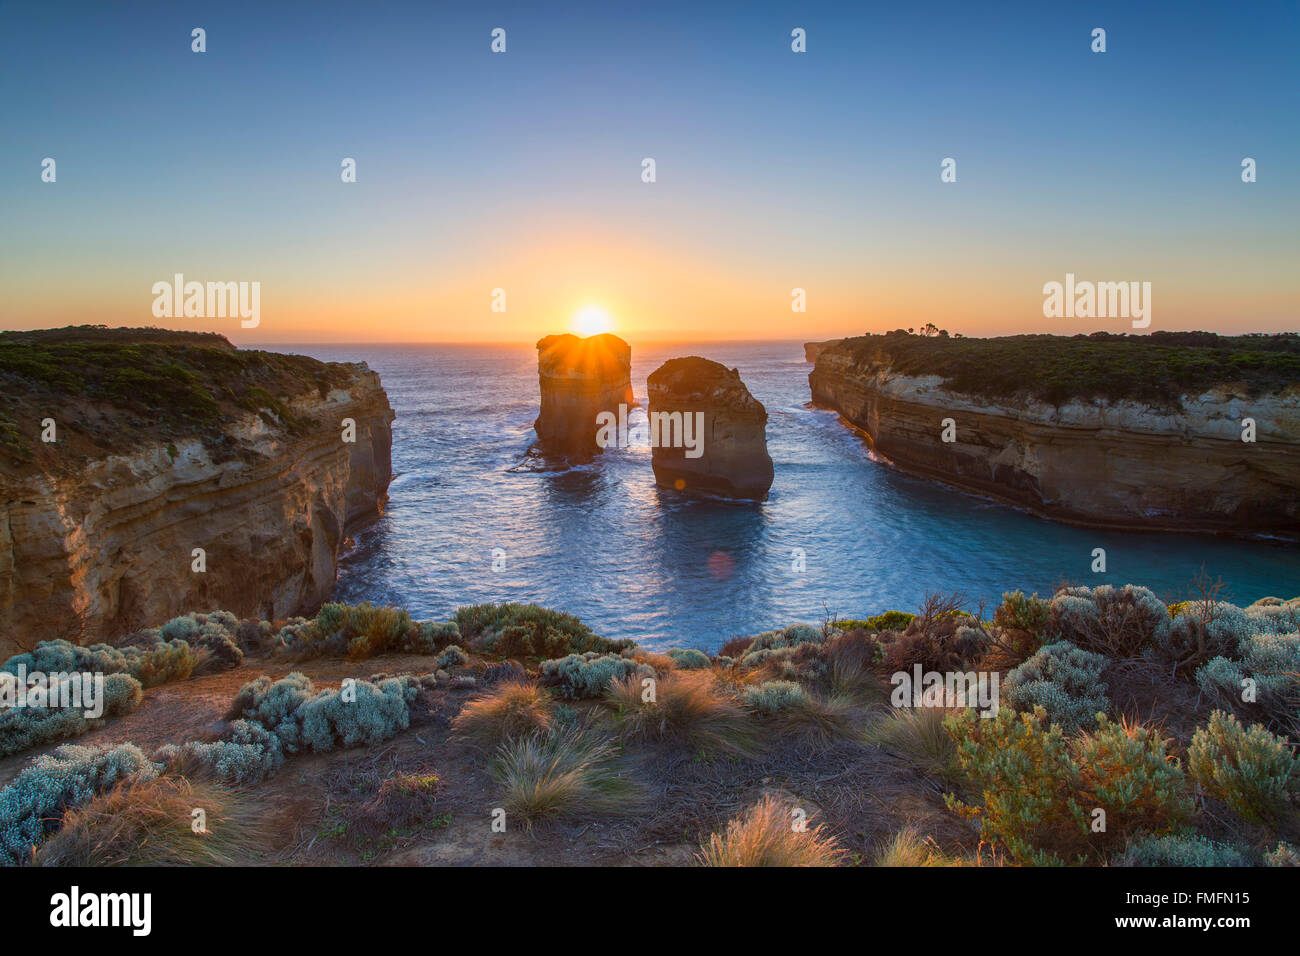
0;327;394;655
809;331;1300;535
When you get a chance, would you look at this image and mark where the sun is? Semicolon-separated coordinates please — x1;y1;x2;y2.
571;304;615;337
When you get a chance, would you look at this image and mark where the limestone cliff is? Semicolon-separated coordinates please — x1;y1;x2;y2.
534;333;634;456
0;329;394;655
647;357;774;500
809;337;1300;535
804;340;842;362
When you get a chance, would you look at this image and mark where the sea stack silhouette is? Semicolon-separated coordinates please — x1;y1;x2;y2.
534;332;634;456
646;356;774;500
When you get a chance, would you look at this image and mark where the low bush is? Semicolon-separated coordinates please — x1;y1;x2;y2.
1118;833;1249;867
155;719;285;785
1047;585;1171;658
538;652;639;700
0;673;143;758
435;645;469;669
945;707;1083;865
455;603;632;660
1186;711;1298;824
947;707;1196;864
1003;641;1110;730
0;743;159;866
833;611;916;633
697;794;846;867
1196;631;1300;739
665;648;711;670
1265;842;1300;866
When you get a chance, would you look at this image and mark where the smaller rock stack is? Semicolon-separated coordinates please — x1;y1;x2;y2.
646;357;774;500
534;333;634;456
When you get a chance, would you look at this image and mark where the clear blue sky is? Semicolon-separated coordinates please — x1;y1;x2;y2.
1;0;1296;342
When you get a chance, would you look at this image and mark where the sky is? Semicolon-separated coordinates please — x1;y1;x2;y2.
1;0;1296;345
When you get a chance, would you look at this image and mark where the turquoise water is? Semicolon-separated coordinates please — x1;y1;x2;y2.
286;341;1299;652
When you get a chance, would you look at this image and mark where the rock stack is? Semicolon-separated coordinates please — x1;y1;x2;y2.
646;357;774;500
534;333;634;456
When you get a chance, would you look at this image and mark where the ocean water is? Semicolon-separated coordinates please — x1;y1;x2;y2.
284;341;1299;652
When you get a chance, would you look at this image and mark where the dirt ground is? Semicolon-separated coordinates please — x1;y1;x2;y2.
0;651;976;866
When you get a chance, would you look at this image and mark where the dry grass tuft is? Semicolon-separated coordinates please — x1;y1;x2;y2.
34;776;270;867
451;680;554;747
863;706;961;785
697;794;846;867
492;724;643;826
604;671;762;757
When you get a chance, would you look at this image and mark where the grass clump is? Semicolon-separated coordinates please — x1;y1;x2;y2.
33;776;269;866
491;725;641;827
697;794;846;867
1186;710;1298;825
864;706;959;785
741;680;858;742
874;828;971;867
604;671;761;757
452;681;554;748
0;743;159;866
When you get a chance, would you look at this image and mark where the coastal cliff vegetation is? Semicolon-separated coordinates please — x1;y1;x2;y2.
1;584;1296;867
0;326;356;467
832;330;1300;408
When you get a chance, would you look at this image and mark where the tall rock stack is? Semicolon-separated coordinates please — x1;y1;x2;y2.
534;333;634;456
646;357;774;500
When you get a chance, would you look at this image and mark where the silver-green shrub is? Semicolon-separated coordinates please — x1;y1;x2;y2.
1003;641;1109;730
742;680;807;715
666;648;711;670
1118;834;1249;867
0;743;158;866
538;653;638;700
1047;585;1171;658
225;671;315;751
155;719;285;785
0;673;143;759
298;677;420;751
436;645;469;668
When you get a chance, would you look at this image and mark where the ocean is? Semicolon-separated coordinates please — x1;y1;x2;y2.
284;341;1299;652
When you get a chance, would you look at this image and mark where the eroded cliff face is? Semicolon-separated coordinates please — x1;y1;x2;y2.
647;357;774;500
0;367;393;655
809;346;1300;535
534;333;634;456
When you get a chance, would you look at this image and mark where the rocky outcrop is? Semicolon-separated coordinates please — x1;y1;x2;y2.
0;349;394;656
809;343;1300;535
534;333;634;456
646;357;774;500
804;340;842;362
